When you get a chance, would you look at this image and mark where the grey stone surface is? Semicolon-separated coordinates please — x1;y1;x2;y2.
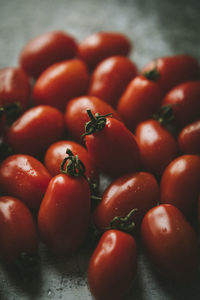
0;0;200;299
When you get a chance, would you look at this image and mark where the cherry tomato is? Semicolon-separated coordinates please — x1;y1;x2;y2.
84;111;141;177
93;172;159;231
178;120;200;154
78;32;131;69
6;105;64;157
0;67;31;110
44;140;98;183
0;154;51;210
141;204;199;281
19;31;77;78
33;59;89;111
38;173;90;255
88;56;138;107
117;75;163;131
135;119;178;176
141;54;199;93
88;230;137;300
64;96;121;143
0;196;38;264
162;81;200;128
160;155;200;217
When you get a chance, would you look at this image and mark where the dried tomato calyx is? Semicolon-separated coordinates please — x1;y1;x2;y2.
106;208;137;233
82;109;112;138
143;66;160;81
61;148;86;177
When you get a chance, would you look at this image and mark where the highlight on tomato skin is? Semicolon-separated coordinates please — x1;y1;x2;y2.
88;55;138;107
0;154;51;211
77;32;132;69
88;229;137;300
141;204;199;281
19;30;77;78
0;196;38;265
178;120;200;154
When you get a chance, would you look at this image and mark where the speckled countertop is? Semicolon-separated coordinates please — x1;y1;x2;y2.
0;0;200;299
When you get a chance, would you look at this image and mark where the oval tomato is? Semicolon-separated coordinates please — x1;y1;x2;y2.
0;196;38;264
19;31;77;78
141;204;199;281
33;59;89;111
64;96;121;143
141;54;199;93
0;154;51;210
178;120;200;154
88;56;138;107
78;32;131;69
135;119;178;176
162;81;200;128
93;172;159;231
117;75;163;131
0;67;31;110
44;140;98;183
88;230;137;300
38;173;90;255
84;112;141;177
160;155;200;217
6;105;64;157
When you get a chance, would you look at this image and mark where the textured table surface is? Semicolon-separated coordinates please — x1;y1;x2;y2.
0;0;200;299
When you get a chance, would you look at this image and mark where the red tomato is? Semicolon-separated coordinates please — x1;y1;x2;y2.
0;154;51;210
6;105;64;157
0;196;38;264
178;120;200;154
88;230;137;300
117;75;163;131
33;59;89;111
135;119;178;176
88;56;138;107
19;31;77;78
84;112;141;177
93;172;159;231
64;96;121;143
162;81;200;128
141;204;199;281
160;155;200;217
78;32;131;69
141;54;199;93
0;67;31;110
44;140;98;182
38;173;90;255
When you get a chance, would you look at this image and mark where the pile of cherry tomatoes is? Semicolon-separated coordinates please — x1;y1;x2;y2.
0;30;200;300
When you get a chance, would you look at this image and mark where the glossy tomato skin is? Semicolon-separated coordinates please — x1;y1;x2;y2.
178;120;200;154
88;56;138;107
141;204;199;281
141;54;199;93
162;81;200;128
135;120;177;176
65;96;121;143
38;174;90;255
88;230;137;300
44;140;98;182
33;59;89;111
85;117;141;177
0;196;38;263
117;75;163;131
0;67;31;110
78;32;131;69
93;172;159;230
160;155;200;217
6;105;64;157
0;154;51;210
19;31;77;78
